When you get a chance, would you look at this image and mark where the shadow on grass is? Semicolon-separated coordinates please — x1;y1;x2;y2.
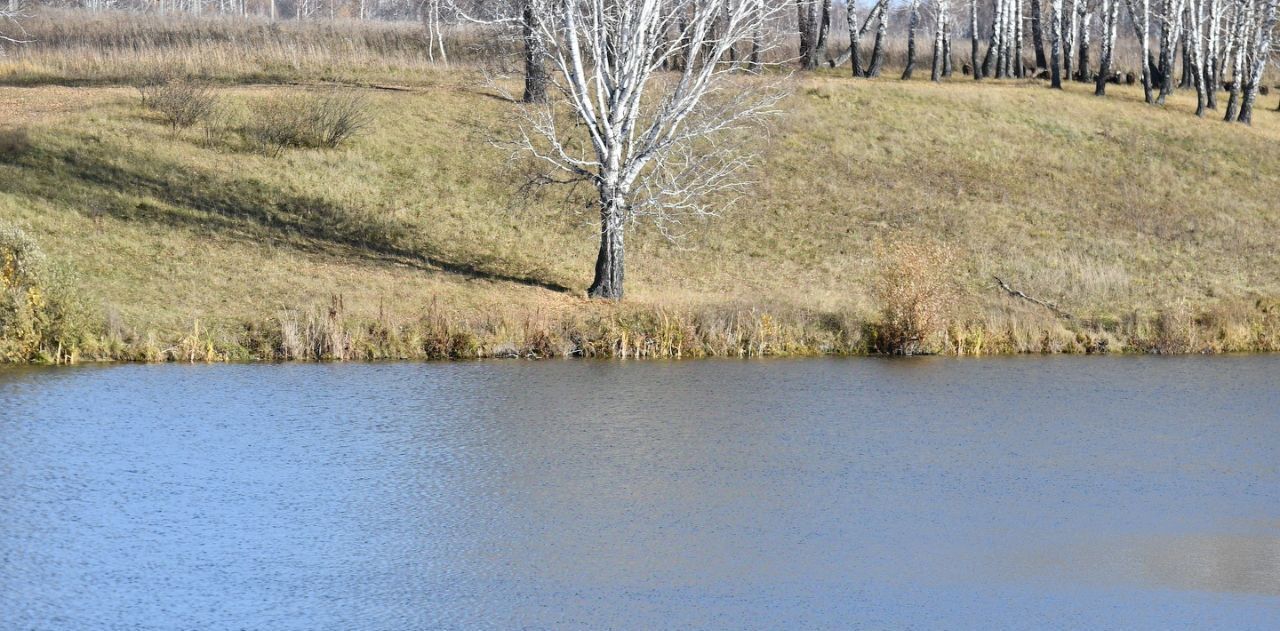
0;133;574;293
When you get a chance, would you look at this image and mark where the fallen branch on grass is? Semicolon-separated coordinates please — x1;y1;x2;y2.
992;276;1075;320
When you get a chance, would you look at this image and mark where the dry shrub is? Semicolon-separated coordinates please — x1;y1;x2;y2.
244;90;371;156
870;241;959;355
274;296;352;360
141;74;220;130
0;127;31;157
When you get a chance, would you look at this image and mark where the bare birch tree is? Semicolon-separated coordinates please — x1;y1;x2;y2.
1139;0;1155;103
1095;0;1119;94
834;0;887;75
1156;0;1185;102
1014;0;1025;76
797;0;831;68
1186;0;1210;114
515;0;786;299
1077;0;1094;80
1223;0;1251;119
1204;0;1226;108
903;0;922;78
866;2;890;76
1031;0;1050;68
1064;0;1079;79
1228;0;1278;122
971;0;982;78
933;0;952;80
522;1;550;102
1050;0;1066;86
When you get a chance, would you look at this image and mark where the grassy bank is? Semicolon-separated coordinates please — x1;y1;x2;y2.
1;30;1278;361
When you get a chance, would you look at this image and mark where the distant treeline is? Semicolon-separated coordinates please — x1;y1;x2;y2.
3;1;1275;120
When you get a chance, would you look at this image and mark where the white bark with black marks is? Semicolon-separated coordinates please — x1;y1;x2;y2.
513;0;786;300
1223;0;1251;120
1032;0;1051;67
1156;0;1185;102
1050;0;1066;86
867;4;890;76
1064;0;1079;79
1077;3;1093;80
1237;0;1278;123
933;0;952;80
1095;0;1119;95
971;0;982;78
904;0;923;79
1015;0;1025;77
1204;0;1225;108
1186;0;1210;115
1140;0;1155;103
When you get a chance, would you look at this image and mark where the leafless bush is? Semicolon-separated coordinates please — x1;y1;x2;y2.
143;75;219;131
133;69;170;105
871;241;959;355
0;126;31;157
243;90;371;156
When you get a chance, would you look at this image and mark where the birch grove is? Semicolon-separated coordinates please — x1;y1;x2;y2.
23;0;1280;127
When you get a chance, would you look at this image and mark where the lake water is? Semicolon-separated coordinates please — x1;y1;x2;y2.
1;357;1278;629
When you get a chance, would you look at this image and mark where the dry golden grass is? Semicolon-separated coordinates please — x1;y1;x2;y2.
0;9;511;87
0;17;1278;360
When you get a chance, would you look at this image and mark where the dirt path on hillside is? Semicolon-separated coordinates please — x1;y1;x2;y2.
0;86;135;126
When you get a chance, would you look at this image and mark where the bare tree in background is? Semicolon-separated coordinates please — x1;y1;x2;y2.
1204;0;1226;108
1155;0;1185;103
1222;0;1251;119
1237;0;1278;122
1077;0;1094;80
932;0;951;80
1225;0;1278;123
903;0;922;78
750;0;765;71
1014;0;1025;76
1139;0;1155;103
1031;0;1050;68
835;0;888;76
514;0;786;299
0;4;26;47
1186;0;1209;114
521;0;549;102
797;0;831;68
866;1;890;76
970;0;981;78
1049;0;1065;86
1095;0;1118;94
1063;0;1078;80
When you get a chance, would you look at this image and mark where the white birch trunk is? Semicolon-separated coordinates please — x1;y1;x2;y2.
1050;0;1066;85
1237;0;1277;122
1095;0;1119;94
1141;0;1155;103
1223;0;1251;120
517;0;785;299
933;0;951;80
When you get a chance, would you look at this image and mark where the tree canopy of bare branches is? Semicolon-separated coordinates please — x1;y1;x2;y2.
512;0;787;300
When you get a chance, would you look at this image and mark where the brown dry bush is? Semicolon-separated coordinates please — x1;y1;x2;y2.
870;241;959;355
243;90;371;156
0;127;31;157
141;75;220;131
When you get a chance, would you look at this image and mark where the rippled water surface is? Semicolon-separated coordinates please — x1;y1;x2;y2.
1;357;1278;629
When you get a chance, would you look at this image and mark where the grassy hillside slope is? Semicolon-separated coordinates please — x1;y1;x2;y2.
2;70;1279;361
